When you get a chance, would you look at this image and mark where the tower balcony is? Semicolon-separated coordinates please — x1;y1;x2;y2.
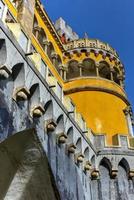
63;39;125;89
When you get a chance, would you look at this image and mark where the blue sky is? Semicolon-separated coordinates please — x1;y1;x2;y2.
44;0;134;110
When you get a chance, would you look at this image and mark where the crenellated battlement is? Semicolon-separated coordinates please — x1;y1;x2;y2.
94;133;134;150
54;17;79;41
64;38;118;57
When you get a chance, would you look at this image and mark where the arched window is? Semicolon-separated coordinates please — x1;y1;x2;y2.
82;58;96;76
99;61;111;80
66;60;79;79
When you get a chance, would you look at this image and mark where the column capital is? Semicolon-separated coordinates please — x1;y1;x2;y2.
34;25;41;32
95;62;100;67
42;40;49;46
110;68;115;73
78;62;83;68
117;74;124;81
51;52;58;59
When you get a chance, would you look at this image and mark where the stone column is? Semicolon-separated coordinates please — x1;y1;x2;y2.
124;107;134;136
43;40;49;54
117;75;124;87
34;26;41;39
78;62;83;77
96;62;100;77
51;52;58;66
110;68;114;81
63;67;68;80
59;65;64;78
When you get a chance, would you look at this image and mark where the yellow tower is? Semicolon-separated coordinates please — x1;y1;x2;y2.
63;39;133;144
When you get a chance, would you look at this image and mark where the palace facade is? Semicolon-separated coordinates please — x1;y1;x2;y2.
0;0;134;199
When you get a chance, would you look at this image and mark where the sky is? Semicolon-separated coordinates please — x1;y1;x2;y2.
43;0;134;110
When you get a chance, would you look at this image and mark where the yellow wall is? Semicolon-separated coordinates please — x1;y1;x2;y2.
67;91;129;144
64;78;129;145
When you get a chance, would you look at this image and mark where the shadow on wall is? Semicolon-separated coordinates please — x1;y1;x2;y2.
0;129;61;200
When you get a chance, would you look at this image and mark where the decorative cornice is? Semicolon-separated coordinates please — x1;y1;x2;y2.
35;0;65;52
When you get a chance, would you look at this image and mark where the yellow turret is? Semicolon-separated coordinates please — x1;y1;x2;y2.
63;39;132;144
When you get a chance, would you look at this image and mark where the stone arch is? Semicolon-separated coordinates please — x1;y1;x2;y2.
82;58;96;76
38;28;47;48
29;83;45;118
99;157;112;174
12;63;25;88
67;127;74;144
75;137;82;153
91;155;95;168
0;39;7;66
29;83;41;105
44;100;54;120
99;61;111;80
56;114;64;134
47;42;55;63
84;147;89;161
118;158;130;174
113;67;121;85
66;60;79;80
